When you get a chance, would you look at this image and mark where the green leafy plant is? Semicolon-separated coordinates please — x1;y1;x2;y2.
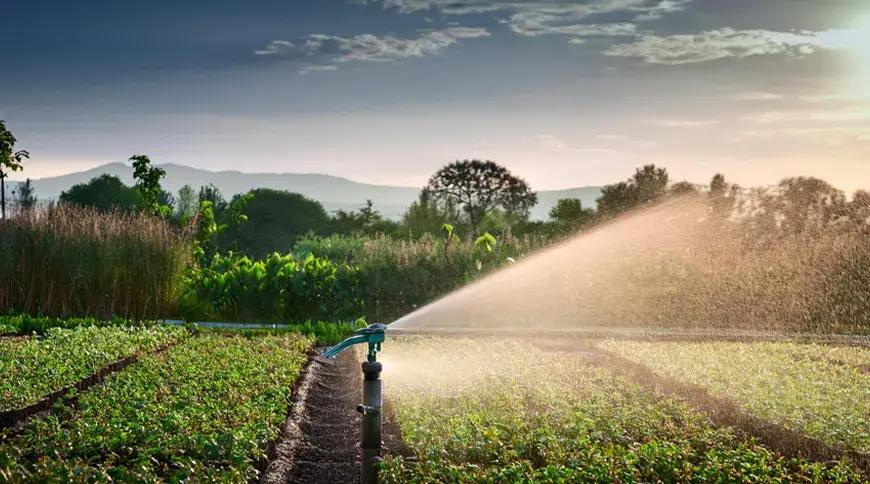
474;232;496;253
183;251;363;323
228;193;254;253
0;325;184;410
130;154;170;218
380;338;865;483
0;333;313;482
0;120;29;220
601;340;870;453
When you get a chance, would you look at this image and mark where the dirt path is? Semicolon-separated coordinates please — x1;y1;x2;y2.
262;349;362;484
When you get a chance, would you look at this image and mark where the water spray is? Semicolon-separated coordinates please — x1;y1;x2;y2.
323;323;387;484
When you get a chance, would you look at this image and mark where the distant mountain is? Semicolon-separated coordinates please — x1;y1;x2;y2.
7;163;602;221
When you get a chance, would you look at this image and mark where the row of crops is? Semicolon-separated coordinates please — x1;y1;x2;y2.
1;322;868;482
0;325;313;482
1;326;183;412
379;338;870;483
599;340;870;455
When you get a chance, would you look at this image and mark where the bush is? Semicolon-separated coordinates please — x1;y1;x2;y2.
0;204;191;320
182;251;363;323
294;231;552;321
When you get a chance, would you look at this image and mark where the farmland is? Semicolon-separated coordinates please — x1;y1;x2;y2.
0;331;313;482
0;155;869;482
599;340;870;454
1;325;183;411
378;337;869;483
0;325;868;482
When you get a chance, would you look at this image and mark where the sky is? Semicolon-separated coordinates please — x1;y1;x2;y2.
3;0;870;192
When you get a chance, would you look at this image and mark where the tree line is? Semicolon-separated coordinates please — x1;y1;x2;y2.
4;118;869;259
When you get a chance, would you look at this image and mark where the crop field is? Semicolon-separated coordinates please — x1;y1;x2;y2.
1;322;868;483
598;340;870;455
1;326;184;411
379;337;869;483
0;331;313;482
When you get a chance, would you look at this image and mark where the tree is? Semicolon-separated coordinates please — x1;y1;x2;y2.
709;173;734;219
222;188;331;257
330;200;399;236
12;178;37;212
227;193;254;252
157;189;175;214
60;174;142;213
549;198;594;233
595;164;669;218
848;190;870;228
595;181;637;218
632;164;669;204
0;120;30;220
176;184;197;221
425;160;537;233
198;184;228;217
130;155;170;217
710;173;728;197
402;188;465;237
774;177;846;236
669;181;698;197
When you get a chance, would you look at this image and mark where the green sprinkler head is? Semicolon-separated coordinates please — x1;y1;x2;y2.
323;323;387;362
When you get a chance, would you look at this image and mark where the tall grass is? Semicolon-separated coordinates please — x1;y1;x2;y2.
0;204;191;319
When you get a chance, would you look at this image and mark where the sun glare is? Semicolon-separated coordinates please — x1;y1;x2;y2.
816;14;870;98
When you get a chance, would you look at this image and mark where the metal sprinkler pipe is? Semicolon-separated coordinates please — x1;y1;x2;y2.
323;323;387;484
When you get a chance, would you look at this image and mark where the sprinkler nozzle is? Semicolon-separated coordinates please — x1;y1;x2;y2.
323;323;387;362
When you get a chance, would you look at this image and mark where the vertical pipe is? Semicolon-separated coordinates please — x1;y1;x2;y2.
360;361;382;484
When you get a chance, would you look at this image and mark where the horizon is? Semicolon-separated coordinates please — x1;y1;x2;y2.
3;1;870;193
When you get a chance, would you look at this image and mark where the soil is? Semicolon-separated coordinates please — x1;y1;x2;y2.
0;335;30;343
262;349;364;484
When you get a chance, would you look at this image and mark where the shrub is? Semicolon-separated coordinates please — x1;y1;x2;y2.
182;252;363;323
293;231;552;321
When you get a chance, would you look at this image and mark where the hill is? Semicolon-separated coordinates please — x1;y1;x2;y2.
7;163;602;220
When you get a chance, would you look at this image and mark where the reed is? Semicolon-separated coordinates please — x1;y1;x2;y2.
0;204;191;319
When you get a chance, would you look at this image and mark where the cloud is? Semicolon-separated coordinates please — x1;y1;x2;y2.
300;65;339;74
537;134;568;150
361;0;693;39
645;119;719;127
742;109;870;124
595;133;657;148
730;91;784;101
255;40;296;56
604;28;827;65
255;27;490;68
535;134;620;154
508;18;637;37
632;0;692;21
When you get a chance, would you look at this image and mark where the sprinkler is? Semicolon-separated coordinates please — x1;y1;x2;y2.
323;323;387;484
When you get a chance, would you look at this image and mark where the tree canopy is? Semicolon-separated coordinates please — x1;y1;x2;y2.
549;198;595;233
0;120;30;219
596;164;669;218
425;160;537;233
60;174;142;213
12;179;37;212
223;188;331;257
176;185;197;221
130;155;170;217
